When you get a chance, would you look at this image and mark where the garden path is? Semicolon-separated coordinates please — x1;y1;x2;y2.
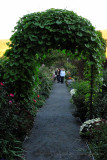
24;82;92;160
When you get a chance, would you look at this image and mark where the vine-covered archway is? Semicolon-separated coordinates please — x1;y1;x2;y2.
4;9;105;118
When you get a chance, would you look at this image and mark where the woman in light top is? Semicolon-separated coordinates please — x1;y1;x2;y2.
60;68;65;83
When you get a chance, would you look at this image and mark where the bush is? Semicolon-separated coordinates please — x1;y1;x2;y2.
93;93;107;118
64;63;77;76
71;80;90;122
64;64;77;80
38;66;53;98
89;124;107;160
80;118;102;138
0;57;6;82
92;68;107;119
80;119;107;160
0;82;31;159
65;71;71;80
0;65;53;159
102;69;107;93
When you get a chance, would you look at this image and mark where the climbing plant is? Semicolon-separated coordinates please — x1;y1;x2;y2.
3;9;105;117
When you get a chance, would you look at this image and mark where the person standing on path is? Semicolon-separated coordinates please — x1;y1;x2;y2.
60;68;65;83
57;68;61;83
54;68;58;81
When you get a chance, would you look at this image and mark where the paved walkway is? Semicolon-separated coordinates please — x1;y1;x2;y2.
24;82;92;160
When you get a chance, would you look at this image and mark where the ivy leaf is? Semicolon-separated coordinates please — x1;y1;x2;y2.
20;59;24;64
38;41;44;45
91;37;96;41
56;20;62;24
14;62;19;66
10;71;15;76
77;32;83;37
54;37;59;41
24;22;31;29
39;25;44;28
10;63;14;67
62;49;66;54
29;35;37;41
42;54;46;59
46;42;51;45
42;35;47;39
26;62;31;66
85;44;90;48
35;54;39;60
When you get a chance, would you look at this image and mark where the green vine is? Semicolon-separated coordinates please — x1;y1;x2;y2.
3;9;106;114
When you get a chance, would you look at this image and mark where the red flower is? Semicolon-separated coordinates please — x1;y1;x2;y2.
38;95;40;98
0;82;4;86
9;93;14;97
33;99;36;103
68;77;71;79
9;100;12;104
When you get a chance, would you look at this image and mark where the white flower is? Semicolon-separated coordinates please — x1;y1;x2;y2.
80;118;101;133
70;89;76;97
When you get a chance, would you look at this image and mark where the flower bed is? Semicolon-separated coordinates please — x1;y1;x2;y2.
0;66;53;160
80;118;107;160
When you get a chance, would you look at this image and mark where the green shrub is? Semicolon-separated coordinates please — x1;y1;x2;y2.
0;135;24;160
38;66;53;98
0;82;36;159
102;69;107;93
0;57;6;82
89;124;107;160
65;71;71;80
92;68;107;118
80;119;107;160
71;80;90;122
0;65;53;159
93;93;107;118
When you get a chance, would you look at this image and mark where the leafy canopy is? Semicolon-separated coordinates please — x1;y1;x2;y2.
4;8;106;102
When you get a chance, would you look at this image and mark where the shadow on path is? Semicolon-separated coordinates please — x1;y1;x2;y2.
24;82;92;160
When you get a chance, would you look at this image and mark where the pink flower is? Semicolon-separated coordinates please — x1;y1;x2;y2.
33;99;36;103
9;93;14;97
9;100;12;104
0;82;4;86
